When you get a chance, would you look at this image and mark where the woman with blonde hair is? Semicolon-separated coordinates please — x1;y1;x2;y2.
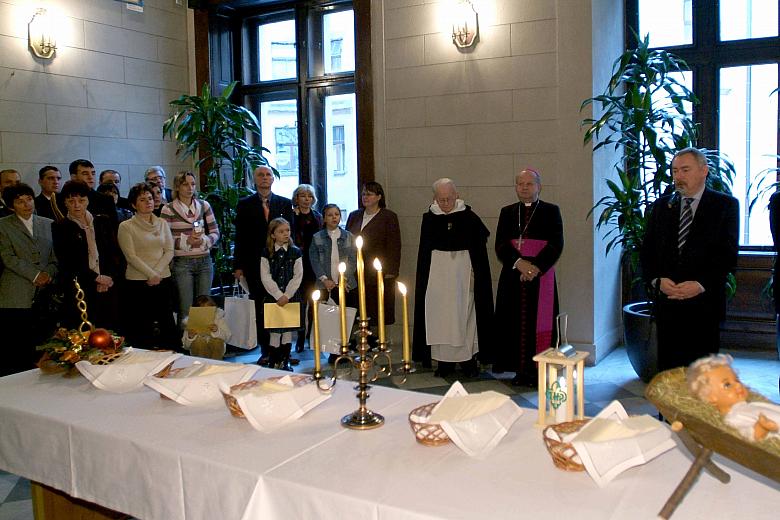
291;183;322;353
160;171;220;330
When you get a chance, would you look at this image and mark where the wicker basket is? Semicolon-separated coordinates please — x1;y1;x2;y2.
408;402;451;447
542;419;590;471
222;375;313;418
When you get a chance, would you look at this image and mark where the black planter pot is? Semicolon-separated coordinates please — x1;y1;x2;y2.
623;301;658;383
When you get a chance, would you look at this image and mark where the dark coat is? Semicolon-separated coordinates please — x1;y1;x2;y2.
87;190;118;232
234;192;294;291
494;200;563;375
641;188;739;369
52;215;125;330
346;208;401;325
412;205;494;363
34;193;65;222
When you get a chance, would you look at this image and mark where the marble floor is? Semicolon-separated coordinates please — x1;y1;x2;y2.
1;345;778;520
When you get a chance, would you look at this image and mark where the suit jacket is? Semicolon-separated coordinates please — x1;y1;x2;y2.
52;216;125;290
346;207;401;323
0;214;57;308
233;192;294;289
642;188;739;315
34;193;65;221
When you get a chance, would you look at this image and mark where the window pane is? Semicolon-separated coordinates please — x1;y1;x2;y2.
323;10;355;74
638;0;692;47
720;0;779;41
258;19;297;81
325;93;357;216
260;99;300;198
719;64;779;246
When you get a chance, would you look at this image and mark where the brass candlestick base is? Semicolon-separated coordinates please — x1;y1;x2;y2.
314;317;412;430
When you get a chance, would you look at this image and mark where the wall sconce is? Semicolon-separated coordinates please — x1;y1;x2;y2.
28;8;57;59
451;0;479;49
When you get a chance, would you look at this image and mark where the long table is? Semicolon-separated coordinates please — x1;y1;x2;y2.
0;363;777;519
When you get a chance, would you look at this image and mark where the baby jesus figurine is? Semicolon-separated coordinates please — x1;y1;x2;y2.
687;354;780;442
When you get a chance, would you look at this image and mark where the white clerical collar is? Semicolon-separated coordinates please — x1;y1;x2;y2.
430;199;466;215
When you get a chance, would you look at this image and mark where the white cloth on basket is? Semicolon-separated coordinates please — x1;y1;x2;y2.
75;349;182;393
226;375;331;433
144;362;257;406
427;381;522;458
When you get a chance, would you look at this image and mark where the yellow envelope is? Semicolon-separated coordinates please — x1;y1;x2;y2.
263;302;301;328
187;306;216;334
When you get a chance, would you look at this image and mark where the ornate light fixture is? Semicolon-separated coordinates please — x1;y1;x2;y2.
451;0;479;49
28;8;56;59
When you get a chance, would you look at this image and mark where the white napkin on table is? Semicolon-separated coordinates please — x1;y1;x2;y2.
75;348;182;393
144;362;257;406
227;375;330;433
427;381;523;458
570;400;676;487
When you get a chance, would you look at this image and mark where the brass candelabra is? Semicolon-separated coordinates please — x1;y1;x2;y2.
313;318;412;430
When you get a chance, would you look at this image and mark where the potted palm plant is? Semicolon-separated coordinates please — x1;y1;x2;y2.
163;81;276;289
582;35;735;382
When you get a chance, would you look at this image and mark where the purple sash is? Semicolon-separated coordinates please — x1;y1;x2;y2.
511;238;554;354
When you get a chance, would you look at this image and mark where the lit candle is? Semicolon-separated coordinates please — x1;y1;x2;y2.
397;282;410;363
373;258;385;344
355;236;367;321
312;290;321;374
338;262;348;347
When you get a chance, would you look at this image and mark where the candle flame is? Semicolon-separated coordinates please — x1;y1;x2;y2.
397;282;407;295
373;258;382;270
312;290;321;301
355;235;363;249
338;262;346;273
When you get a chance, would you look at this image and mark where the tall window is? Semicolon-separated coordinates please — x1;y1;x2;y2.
239;1;358;214
629;0;780;247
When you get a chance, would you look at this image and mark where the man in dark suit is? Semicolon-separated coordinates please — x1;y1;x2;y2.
233;165;294;364
0;169;21;218
69;159;118;231
34;166;64;221
99;169;131;211
144;166;173;204
642;147;739;371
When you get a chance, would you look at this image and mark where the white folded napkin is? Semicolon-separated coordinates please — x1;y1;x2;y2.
570;401;676;487
428;381;523;458
144;362;258;406
75;348;182;393
227;375;330;433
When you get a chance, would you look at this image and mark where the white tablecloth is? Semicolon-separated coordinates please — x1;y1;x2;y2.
0;362;777;520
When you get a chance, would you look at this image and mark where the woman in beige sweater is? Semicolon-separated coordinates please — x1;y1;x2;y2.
118;182;177;348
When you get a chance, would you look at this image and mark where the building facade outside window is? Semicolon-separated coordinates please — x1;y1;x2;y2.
239;1;358;216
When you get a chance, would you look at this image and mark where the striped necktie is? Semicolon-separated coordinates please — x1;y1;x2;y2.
678;197;694;251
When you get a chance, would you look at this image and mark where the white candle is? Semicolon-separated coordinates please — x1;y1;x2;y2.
338;262;348;347
355;236;367;321
312;290;321;374
555;376;568;423
373;258;384;344
397;282;410;363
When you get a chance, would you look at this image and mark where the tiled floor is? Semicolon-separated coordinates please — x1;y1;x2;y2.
1;345;778;520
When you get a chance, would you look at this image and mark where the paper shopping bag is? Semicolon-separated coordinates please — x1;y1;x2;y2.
317;301;357;354
264;302;301;329
224;284;257;350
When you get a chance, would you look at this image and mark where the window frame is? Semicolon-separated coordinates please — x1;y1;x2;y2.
198;0;373;209
627;0;780;250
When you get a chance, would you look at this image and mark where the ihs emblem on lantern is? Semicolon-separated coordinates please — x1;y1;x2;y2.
533;314;588;426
